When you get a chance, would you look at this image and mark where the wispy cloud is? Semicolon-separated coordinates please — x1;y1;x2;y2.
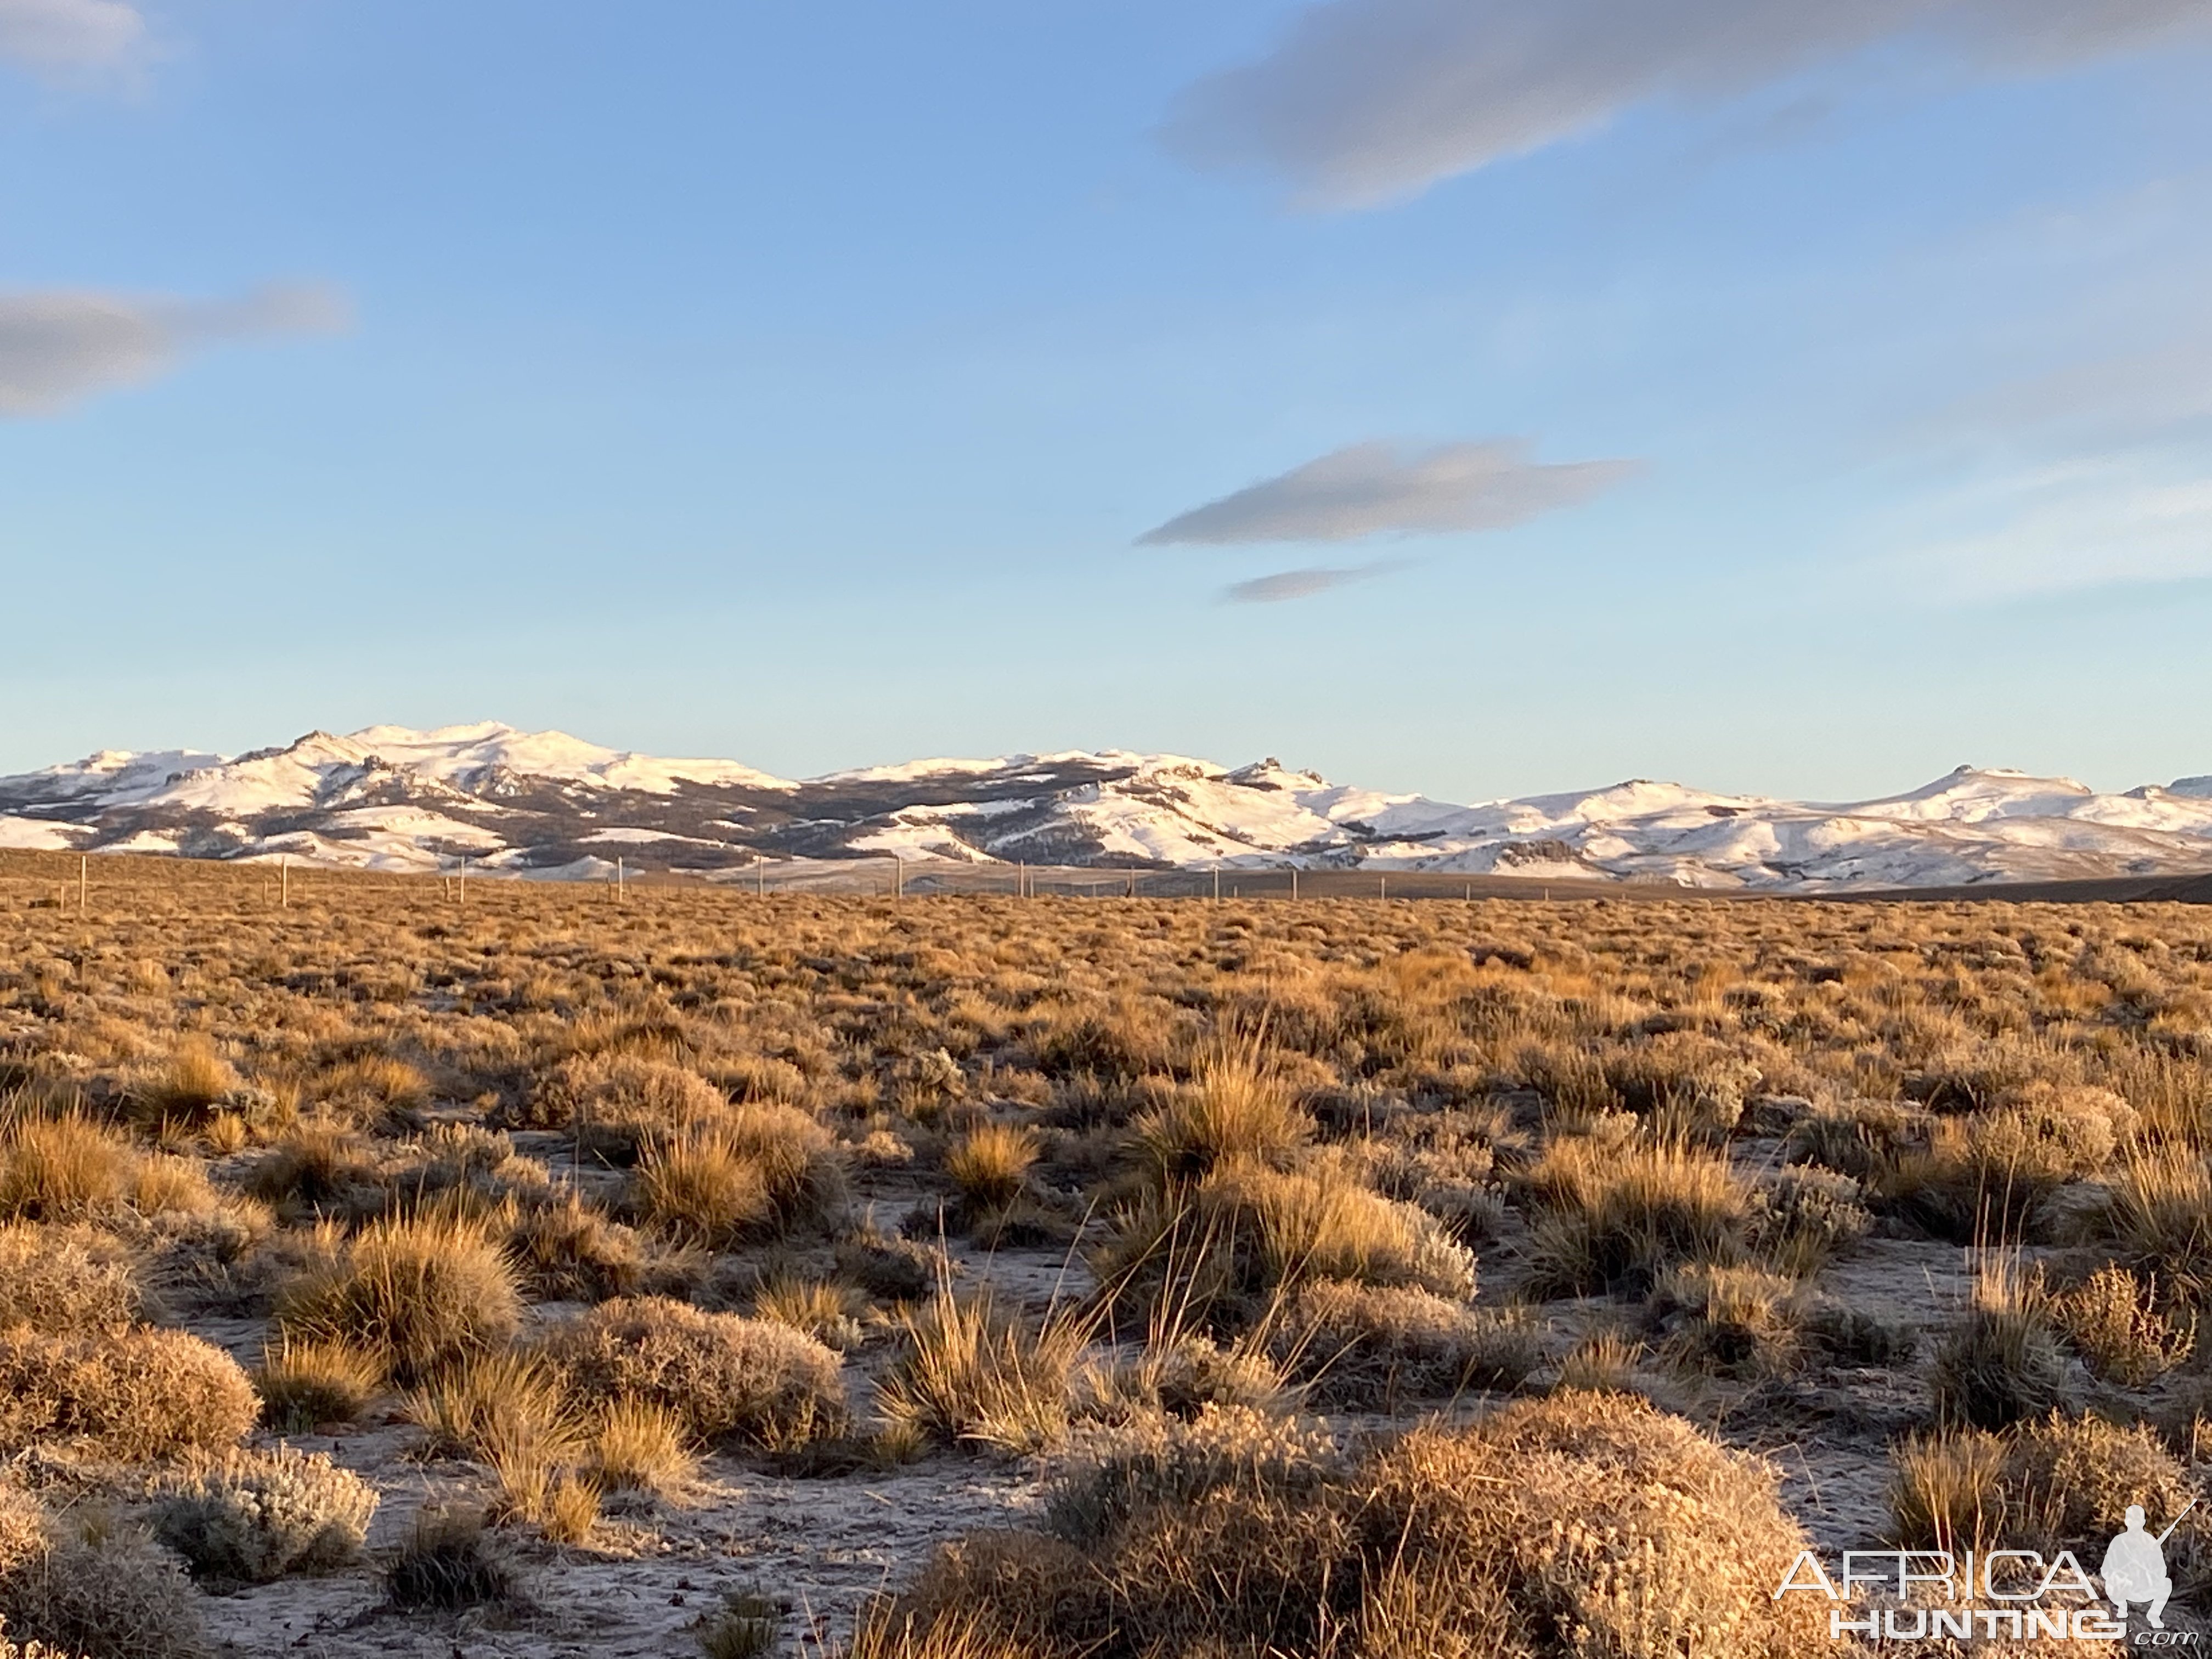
1222;560;1408;603
1140;438;1637;545
1892;456;2212;602
1167;0;2212;207
0;286;353;416
0;0;144;75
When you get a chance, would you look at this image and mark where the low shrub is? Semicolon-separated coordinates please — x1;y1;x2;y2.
752;1273;868;1351
1554;1329;1646;1393
695;1588;781;1659
2112;1154;2212;1304
274;1211;520;1384
514;1053;724;1138
1267;1278;1538;1406
1077;1331;1285;1424
0;1224;141;1332
0;1328;257;1460
0;1115;208;1221
150;1445;377;1583
1128;1048;1309;1185
403;1348;577;1464
0;1502;210;1659
2045;1265;2194;1385
878;1389;1829;1659
1783;1099;1928;1182
131;1036;240;1127
506;1194;652;1301
382;1508;516;1611
241;1126;380;1215
632;1105;846;1246
542;1296;847;1450
1893;1414;2209;1587
1042;1404;1340;1549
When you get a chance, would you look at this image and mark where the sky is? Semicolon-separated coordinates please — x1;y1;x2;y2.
3;0;2210;804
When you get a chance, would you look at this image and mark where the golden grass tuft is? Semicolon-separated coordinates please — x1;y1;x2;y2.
877;1288;1090;1455
943;1124;1040;1213
586;1398;698;1496
253;1334;385;1431
131;1035;239;1126
1520;1132;1753;1297
274;1210;520;1385
1128;1042;1309;1184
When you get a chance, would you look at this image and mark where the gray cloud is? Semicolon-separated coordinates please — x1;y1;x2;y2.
1167;0;2212;207
1141;438;1637;545
0;0;143;72
1222;560;1407;603
0;285;352;415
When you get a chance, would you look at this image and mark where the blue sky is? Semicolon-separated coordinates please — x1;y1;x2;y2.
3;0;2210;802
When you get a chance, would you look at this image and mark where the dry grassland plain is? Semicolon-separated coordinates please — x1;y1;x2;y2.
3;847;2212;1657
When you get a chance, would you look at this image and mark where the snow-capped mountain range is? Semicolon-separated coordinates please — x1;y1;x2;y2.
3;721;2211;891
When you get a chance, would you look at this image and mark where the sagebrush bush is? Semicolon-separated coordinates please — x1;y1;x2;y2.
0;1327;257;1459
883;1390;1829;1659
0;1498;209;1659
1043;1404;1340;1548
151;1445;377;1583
0;1224;140;1331
1268;1278;1538;1406
1893;1413;2209;1585
543;1295;847;1449
2045;1264;2194;1384
274;1210;520;1384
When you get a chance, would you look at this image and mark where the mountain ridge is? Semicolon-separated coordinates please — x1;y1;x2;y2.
3;723;2210;891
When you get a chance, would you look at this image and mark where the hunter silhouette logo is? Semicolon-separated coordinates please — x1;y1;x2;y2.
2103;1498;2194;1627
1775;1497;2198;1641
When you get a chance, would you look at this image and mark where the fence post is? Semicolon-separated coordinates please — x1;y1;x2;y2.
280;856;289;910
1290;869;1298;901
78;854;87;914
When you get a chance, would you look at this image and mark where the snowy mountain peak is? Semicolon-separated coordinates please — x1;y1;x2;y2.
2;724;2209;890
